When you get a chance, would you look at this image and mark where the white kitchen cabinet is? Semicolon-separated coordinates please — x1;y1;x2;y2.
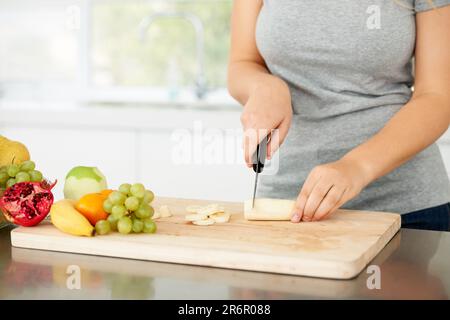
139;130;253;202
133;108;254;202
0;126;137;198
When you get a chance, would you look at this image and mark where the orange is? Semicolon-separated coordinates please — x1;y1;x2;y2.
75;191;111;226
100;189;113;197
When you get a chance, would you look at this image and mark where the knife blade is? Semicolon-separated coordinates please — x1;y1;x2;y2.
252;135;268;208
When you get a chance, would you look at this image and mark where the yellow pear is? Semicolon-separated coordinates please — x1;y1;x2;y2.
0;135;30;167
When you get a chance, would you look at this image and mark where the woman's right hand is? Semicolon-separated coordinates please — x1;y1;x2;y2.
241;77;293;167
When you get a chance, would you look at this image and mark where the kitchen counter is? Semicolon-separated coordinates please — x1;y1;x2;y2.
0;225;449;299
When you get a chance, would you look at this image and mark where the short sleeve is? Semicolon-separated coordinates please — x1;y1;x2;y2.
415;0;450;12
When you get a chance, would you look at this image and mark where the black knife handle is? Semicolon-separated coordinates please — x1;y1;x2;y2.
252;135;268;174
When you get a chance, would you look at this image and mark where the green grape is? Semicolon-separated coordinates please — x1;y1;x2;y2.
132;218;144;233
118;183;131;195
125;196;140;211
143;219;157;234
7;165;20;178
111;205;127;219
29;170;43;182
118;216;132;234
19;160;35;172
148;205;155;217
135;203;154;219
95;220;111;235
6;178;16;188
15;171;31;183
103;199;113;213
6;178;16;187
0;171;8;184
130;183;145;198
108;191;126;205
143;190;154;203
107;214;118;231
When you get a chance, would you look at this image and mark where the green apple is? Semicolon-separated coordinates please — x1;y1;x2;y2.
63;166;108;201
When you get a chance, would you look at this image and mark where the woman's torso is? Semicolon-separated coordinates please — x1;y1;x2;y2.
255;0;450;213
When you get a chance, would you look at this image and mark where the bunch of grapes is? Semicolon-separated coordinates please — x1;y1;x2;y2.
0;161;44;190
95;183;157;235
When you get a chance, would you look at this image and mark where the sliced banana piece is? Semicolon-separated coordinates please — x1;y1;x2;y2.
185;203;229;226
192;218;215;226
152;211;161;219
159;205;172;218
210;212;230;223
197;204;224;216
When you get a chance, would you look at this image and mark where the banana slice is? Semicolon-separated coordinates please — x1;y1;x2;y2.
152;211;161;219
197;204;224;216
192;218;215;226
185;213;209;222
184;203;228;226
159;205;172;218
210;212;230;223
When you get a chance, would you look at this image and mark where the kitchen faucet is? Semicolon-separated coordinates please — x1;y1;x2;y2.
139;12;207;100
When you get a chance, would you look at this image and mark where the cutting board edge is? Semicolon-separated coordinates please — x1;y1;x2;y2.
342;213;401;278
9;197;402;280
10;229;379;280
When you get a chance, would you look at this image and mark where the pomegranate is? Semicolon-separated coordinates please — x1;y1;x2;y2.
0;180;56;227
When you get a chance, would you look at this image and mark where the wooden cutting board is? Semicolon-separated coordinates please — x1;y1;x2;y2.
10;197;401;279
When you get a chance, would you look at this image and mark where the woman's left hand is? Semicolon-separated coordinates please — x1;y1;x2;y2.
291;158;372;223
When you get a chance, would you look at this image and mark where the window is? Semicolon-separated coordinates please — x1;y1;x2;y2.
0;0;233;105
0;0;80;101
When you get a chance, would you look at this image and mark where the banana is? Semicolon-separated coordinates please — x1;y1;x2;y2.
184;203;229;226
50;199;94;237
197;204;224;216
159;205;172;218
192;218;215;226
210;212;230;223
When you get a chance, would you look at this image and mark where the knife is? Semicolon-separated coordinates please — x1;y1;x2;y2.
251;135;268;208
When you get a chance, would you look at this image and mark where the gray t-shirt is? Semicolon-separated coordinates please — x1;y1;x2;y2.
255;0;450;214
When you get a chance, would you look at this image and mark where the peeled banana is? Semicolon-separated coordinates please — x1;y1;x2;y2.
244;198;295;221
50;199;94;237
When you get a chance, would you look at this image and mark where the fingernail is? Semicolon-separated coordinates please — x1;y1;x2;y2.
302;216;311;222
291;213;301;223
